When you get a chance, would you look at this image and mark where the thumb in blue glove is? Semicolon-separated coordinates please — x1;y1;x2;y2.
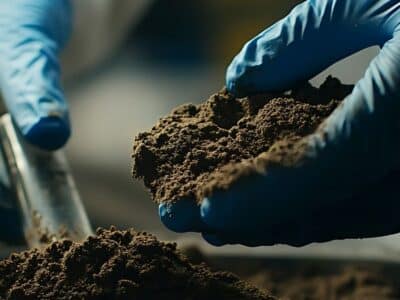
160;0;400;247
0;0;72;151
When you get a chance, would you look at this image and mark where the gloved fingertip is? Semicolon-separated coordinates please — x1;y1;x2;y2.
226;77;238;95
24;116;70;151
200;194;230;229
201;233;226;247
159;199;205;233
200;197;218;226
226;66;247;98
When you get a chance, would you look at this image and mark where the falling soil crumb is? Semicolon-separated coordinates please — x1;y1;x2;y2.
132;76;353;203
29;211;70;245
0;227;273;300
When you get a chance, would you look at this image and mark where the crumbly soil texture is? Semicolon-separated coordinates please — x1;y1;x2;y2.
132;76;353;203
0;227;273;300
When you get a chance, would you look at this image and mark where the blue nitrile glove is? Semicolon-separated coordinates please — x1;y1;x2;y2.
0;0;72;151
0;0;72;245
159;0;400;247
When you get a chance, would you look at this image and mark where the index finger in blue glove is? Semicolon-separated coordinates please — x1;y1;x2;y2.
0;0;73;150
159;199;211;233
226;0;396;97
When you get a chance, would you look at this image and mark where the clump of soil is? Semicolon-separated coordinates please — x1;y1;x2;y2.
0;227;273;300
132;76;353;203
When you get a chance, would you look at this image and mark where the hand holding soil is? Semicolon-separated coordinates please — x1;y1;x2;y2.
207;0;400;246
134;0;400;247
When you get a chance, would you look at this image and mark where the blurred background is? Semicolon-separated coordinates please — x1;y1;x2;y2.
61;0;399;260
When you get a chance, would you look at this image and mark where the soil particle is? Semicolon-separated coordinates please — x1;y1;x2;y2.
0;227;273;300
132;76;353;203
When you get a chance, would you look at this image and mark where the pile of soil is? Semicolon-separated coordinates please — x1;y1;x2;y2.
132;76;353;203
0;227;273;300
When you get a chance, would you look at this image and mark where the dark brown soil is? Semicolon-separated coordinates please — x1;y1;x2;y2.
249;266;400;300
0;227;273;300
132;76;353;203
205;255;400;300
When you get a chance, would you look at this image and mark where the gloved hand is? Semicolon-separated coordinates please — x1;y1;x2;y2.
0;0;72;245
0;0;72;151
159;0;400;246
